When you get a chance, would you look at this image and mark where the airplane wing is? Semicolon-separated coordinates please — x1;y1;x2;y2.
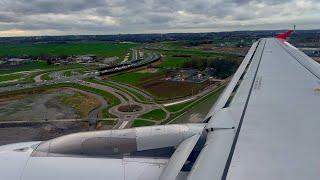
187;37;320;180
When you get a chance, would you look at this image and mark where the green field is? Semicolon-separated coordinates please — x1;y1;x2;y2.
0;42;137;59
164;85;225;124
0;73;23;82
147;41;185;50
139;109;167;121
63;70;73;77
101;107;117;119
157;56;192;68
0;61;85;75
40;73;53;81
165;100;194;113
110;72;153;85
156;47;228;58
0;61;54;74
132;119;155;127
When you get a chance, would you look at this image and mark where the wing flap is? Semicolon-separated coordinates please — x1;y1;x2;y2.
186;130;234;180
159;133;201;180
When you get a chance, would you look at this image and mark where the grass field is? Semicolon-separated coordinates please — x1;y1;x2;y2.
164;85;225;124
40;73;53;81
110;72;154;85
147;41;185;50
0;42;137;59
0;73;23;82
0;61;53;74
132;119;155;127
139;109;167;121
157;56;192;68
101;107;117;119
142;81;210;101
0;61;85;75
165;100;194;113
63;70;73;77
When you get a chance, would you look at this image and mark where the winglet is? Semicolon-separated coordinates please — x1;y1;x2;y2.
276;30;294;40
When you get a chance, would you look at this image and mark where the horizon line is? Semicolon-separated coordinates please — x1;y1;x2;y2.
1;28;319;39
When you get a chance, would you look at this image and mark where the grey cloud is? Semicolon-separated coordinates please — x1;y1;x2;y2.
0;0;319;36
0;13;20;23
0;0;107;14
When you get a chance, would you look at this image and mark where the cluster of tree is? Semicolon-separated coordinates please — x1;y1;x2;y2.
186;40;213;46
182;56;240;79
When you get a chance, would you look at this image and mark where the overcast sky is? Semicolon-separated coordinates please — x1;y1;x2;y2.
0;0;319;37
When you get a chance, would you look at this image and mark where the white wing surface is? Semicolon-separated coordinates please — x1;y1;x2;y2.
188;38;320;180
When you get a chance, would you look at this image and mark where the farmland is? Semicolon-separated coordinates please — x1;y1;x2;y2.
0;42;137;59
157;56;192;68
0;61;54;74
141;80;211;101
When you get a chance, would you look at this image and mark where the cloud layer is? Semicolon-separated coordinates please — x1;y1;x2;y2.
0;0;319;36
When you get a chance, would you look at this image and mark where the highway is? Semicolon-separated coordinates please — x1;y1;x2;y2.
99;53;161;75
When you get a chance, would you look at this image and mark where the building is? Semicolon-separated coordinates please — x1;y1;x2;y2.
103;57;119;64
76;55;97;63
300;48;320;57
7;58;31;65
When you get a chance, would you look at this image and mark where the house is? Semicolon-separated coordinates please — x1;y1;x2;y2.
7;58;31;65
76;55;97;63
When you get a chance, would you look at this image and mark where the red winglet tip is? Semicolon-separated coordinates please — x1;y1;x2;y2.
276;30;294;40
